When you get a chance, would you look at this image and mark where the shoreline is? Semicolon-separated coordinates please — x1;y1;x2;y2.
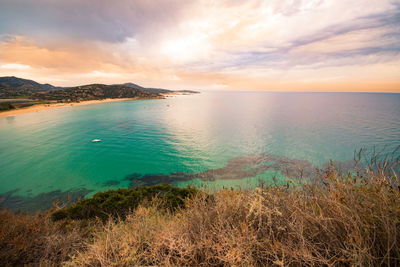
0;98;140;118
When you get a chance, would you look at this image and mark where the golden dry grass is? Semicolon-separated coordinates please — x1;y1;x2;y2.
0;209;96;266
66;167;400;266
1;161;399;266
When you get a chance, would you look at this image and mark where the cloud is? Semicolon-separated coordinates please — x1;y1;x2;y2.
0;0;399;91
85;71;122;78
0;63;31;70
0;0;193;44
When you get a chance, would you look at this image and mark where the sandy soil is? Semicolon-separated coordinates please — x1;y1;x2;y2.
0;98;137;118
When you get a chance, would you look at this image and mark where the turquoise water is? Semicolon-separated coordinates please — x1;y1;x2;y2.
0;91;399;211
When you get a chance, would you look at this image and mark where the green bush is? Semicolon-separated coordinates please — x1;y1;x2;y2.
51;184;198;221
0;102;15;111
17;103;35;108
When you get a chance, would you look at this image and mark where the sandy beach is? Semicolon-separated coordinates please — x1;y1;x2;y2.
0;98;136;118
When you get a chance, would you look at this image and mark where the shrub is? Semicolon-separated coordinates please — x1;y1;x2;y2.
51;184;198;221
0;101;15;111
17;103;35;108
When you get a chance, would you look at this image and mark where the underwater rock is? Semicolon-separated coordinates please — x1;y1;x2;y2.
125;153;323;187
0;188;92;213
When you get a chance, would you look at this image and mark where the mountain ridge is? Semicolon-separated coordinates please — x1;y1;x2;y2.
0;76;63;98
32;84;162;101
121;83;173;94
0;76;199;99
0;76;62;91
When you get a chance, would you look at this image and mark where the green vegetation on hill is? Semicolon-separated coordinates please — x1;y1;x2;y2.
32;84;162;102
122;82;173;94
51;184;198;221
0;76;61;98
0;76;199;102
121;83;200;94
0;101;15;111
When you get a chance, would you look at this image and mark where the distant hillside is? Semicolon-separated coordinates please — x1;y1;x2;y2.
0;76;62;98
175;90;200;94
0;76;199;101
122;83;200;94
32;84;162;102
122;83;174;94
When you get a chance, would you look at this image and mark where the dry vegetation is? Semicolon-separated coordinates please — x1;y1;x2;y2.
1;158;399;266
0;209;93;266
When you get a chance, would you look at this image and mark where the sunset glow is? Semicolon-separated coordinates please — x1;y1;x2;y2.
0;0;399;92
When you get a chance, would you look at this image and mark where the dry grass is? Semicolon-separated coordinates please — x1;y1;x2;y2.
0;209;94;266
66;167;400;266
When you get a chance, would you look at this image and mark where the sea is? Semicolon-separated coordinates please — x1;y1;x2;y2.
1;91;399;212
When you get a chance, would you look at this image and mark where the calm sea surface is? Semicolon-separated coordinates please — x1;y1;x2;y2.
0;91;399;211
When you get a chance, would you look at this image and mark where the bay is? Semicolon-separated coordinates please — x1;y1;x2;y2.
0;91;399;211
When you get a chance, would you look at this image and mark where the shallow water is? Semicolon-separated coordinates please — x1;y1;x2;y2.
0;91;399;211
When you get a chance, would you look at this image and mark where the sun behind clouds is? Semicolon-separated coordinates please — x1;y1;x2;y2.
0;0;399;92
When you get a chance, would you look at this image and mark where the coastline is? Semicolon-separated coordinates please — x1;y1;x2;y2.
0;98;138;118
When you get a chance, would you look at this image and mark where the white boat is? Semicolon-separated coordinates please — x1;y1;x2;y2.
92;139;101;142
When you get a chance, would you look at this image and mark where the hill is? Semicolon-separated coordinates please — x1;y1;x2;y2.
0;76;62;98
175;90;200;94
122;83;174;94
121;83;200;94
32;84;162;102
0;76;199;102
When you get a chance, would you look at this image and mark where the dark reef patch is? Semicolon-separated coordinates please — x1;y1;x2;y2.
0;188;92;213
114;119;138;133
102;180;121;186
125;154;329;187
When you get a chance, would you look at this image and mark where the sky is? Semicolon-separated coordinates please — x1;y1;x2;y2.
0;0;399;92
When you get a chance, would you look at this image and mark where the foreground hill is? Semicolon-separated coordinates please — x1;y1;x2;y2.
0;76;62;98
0;161;399;266
31;84;162;102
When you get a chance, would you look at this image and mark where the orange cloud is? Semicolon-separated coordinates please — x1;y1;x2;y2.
0;37;116;73
0;1;399;92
